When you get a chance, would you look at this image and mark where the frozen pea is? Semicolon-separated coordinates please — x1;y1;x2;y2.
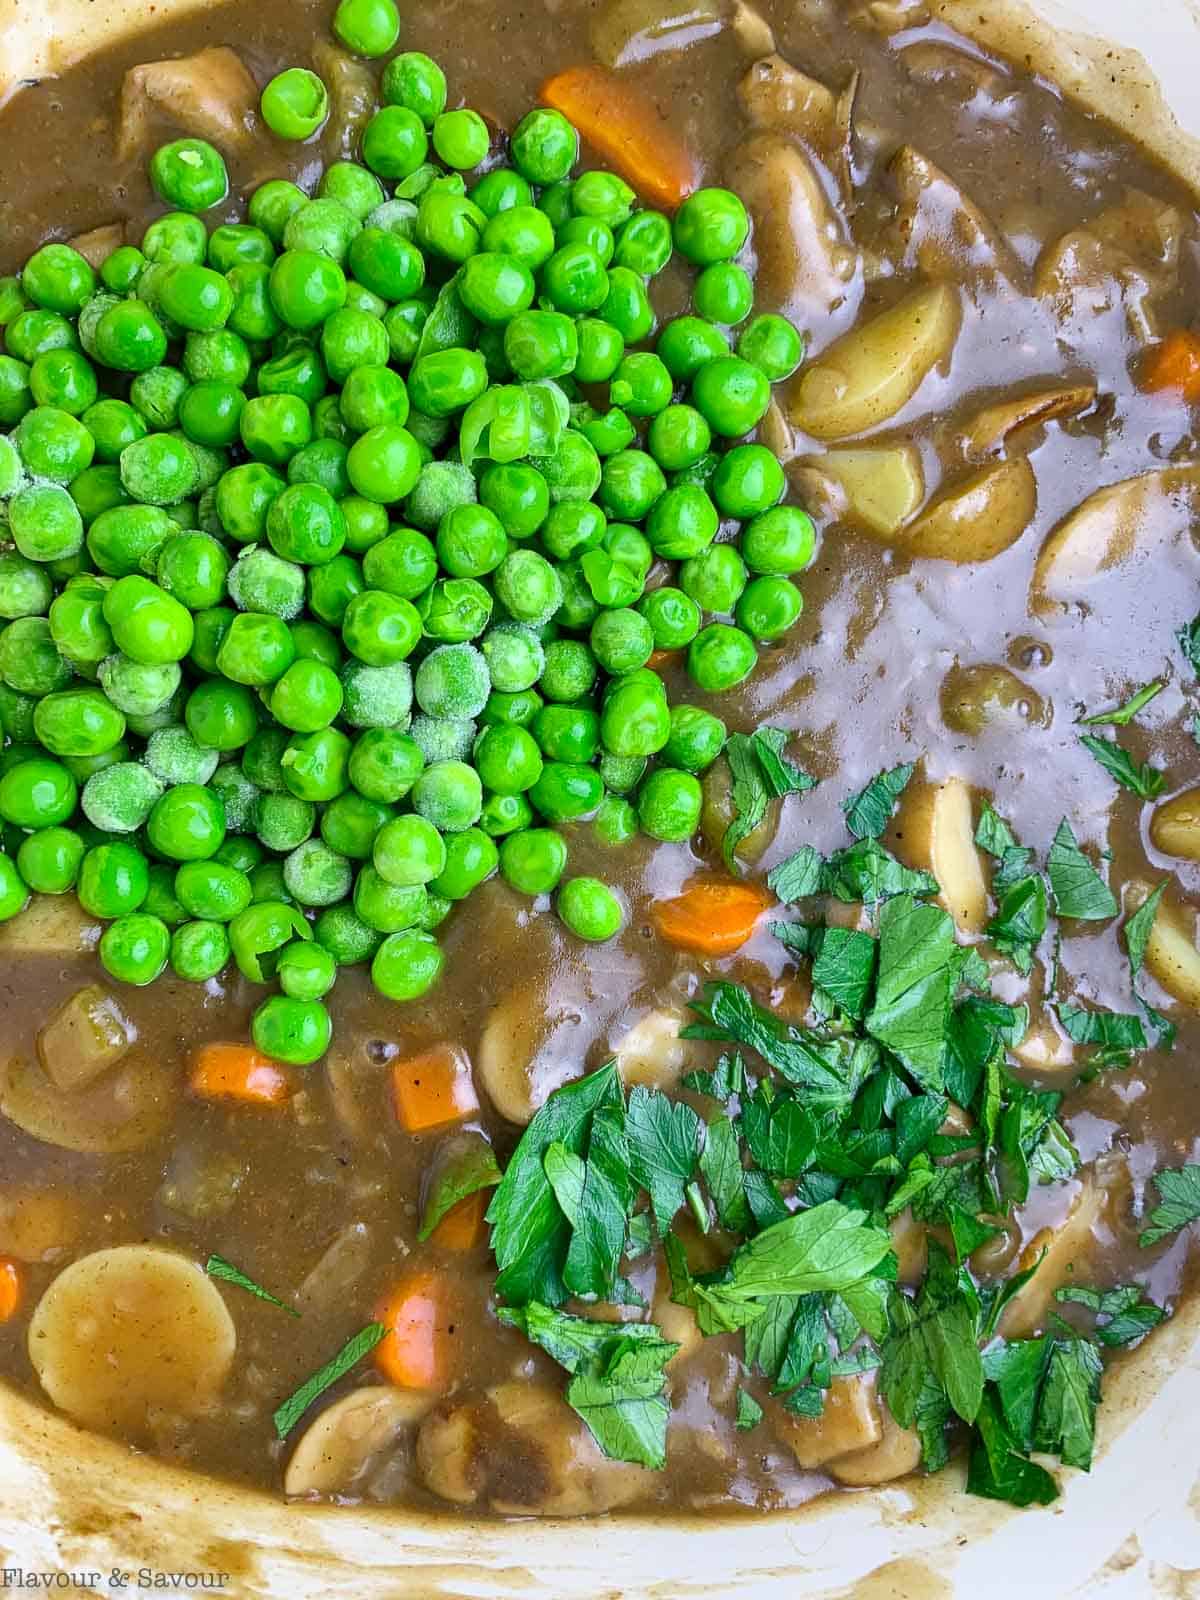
341;660;414;728
144;725;220;786
410;714;475;763
414;642;490;719
81;760;164;833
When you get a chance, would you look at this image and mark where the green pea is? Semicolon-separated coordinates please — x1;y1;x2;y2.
77;839;149;917
479;791;533;837
600;675;671;758
431;826;497;899
170;918;231;981
314;902;381;964
175;859;253;921
252;993;331;1064
230;898;311;981
736;574;804;641
34;688;125;758
283;838;354;906
371;928;443;1000
281;726;352;802
99;912;170;985
594;793;638;846
737;313;805;381
740;505;816;575
320;790;392;858
382;51;447;123
150;139;229;213
0;757;77;828
498;826;566;896
687;621;758;692
261;67;330;141
147;782;227;860
557;876;623;942
528;760;603;823
348;727;424;802
680;543;748;615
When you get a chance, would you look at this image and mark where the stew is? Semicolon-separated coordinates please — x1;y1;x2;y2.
0;0;1197;1520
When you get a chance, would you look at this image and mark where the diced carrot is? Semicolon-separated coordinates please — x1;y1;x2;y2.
1140;329;1200;402
648;648;681;671
390;1043;479;1134
540;65;698;212
374;1269;455;1390
190;1042;291;1106
428;1189;489;1252
0;1257;22;1322
654;878;774;957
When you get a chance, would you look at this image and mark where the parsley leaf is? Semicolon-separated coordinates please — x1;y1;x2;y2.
1046;819;1118;921
723;727;816;871
1078;734;1166;800
562;1106;635;1300
500;1303;677;1469
1178;613;1200;674
205;1254;298;1317
625;1086;702;1236
273;1323;386;1438
1056;1002;1146;1072
767;845;824;904
735;1388;764;1430
720;1200;893;1301
684;981;859;1104
1124;882;1168;980
1079;680;1164;727
822;837;939;906
812;926;878;1019
1034;1336;1101;1470
842;763;915;839
487;1061;623;1306
740;1084;817;1177
975;802;1021;859
880;1241;984;1430
1055;1284;1165;1347
1139;1164;1200;1246
417;1133;502;1242
967;1389;1059;1507
698;1114;750;1232
985;874;1047;975
865;895;957;1090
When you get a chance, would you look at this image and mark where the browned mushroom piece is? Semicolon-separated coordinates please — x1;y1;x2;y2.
793;444;925;541
725;132;862;326
590;0;725;69
285;1387;435;1498
417;1382;655;1514
737;55;838;148
849;0;930;33
885;145;1024;288
116;47;259;160
68;222;125;267
953;383;1098;464
312;40;378;159
999;1179;1106;1339
1035;188;1189;343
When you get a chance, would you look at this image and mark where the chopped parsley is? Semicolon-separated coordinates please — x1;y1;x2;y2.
1046;819;1118;921
272;1323;387;1439
723;726;816;871
205;1254;298;1317
417;1133;502;1241
1078;734;1166;800
1139;1164;1200;1247
1079;680;1164;727
842;762;915;840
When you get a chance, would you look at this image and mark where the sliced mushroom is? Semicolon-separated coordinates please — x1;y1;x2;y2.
760;398;796;463
0;1047;176;1155
157;1142;247;1221
725;133;861;327
772;1372;883;1469
312;40;378;159
1035;189;1188;344
893;777;988;934
789;283;961;440
999;1180;1105;1339
901;457;1037;564
1030;466;1200;612
886;145;1022;288
28;1246;236;1435
1150;790;1200;862
477;935;639;1124
69;224;125;269
116;47;258;161
296;1222;375;1312
900;41;1012;103
36;985;135;1093
285;1385;434;1498
939;663;1049;737
829;1402;922;1486
0;894;100;958
418;1382;654;1515
0;1186;81;1263
737;55;837;149
793;444;925;541
1127;880;1200;1010
954;384;1097;464
888;1208;928;1287
614;1008;688;1092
